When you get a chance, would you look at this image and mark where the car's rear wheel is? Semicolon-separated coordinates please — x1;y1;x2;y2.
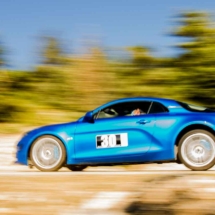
30;135;66;172
66;165;87;171
178;129;215;171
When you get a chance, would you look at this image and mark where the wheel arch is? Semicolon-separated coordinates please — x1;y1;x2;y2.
175;124;215;147
27;133;68;163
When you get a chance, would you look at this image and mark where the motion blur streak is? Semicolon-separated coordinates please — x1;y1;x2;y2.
81;192;129;209
1;9;215;215
0;136;215;214
1;11;215;134
0;171;215;214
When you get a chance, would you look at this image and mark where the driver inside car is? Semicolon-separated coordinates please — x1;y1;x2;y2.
131;108;145;116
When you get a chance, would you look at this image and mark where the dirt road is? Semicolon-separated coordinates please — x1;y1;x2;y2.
1;171;215;215
1;135;215;215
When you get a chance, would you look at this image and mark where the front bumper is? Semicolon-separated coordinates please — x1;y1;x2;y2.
15;133;33;166
16;148;28;165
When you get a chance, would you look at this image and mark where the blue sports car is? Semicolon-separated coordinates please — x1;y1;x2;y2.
16;97;215;171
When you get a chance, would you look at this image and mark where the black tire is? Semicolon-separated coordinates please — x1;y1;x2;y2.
66;165;87;171
30;135;66;172
178;129;215;171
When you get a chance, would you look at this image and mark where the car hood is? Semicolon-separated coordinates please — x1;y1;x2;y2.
25;121;78;137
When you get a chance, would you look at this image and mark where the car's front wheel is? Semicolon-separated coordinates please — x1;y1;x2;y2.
30;135;66;172
178;129;215;171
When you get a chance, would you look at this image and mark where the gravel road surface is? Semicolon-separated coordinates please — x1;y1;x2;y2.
1;135;215;215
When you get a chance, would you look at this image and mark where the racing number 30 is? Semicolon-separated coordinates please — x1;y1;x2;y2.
96;133;128;148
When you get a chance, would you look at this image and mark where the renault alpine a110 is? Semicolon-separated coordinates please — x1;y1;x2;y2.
16;97;215;171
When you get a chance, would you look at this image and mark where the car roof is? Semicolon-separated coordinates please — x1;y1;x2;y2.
109;97;175;103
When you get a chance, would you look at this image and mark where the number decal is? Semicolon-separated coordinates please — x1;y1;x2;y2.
109;134;116;147
101;135;109;148
96;133;128;148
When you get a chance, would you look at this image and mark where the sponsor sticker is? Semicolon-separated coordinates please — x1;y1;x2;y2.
96;133;128;148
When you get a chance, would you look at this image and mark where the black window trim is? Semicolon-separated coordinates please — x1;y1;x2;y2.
95;100;170;119
148;101;169;114
147;101;153;114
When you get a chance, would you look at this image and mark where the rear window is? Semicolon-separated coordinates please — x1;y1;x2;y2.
177;101;215;112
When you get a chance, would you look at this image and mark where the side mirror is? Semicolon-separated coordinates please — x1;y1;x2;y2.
83;111;94;123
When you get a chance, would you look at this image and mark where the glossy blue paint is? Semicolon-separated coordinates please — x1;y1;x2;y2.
16;97;215;167
75;114;155;162
16;122;77;165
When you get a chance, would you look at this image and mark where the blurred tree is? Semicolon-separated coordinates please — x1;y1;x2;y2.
0;39;6;67
127;46;155;69
4;11;215;132
71;47;113;111
173;12;215;67
172;12;215;105
41;37;65;65
0;39;9;97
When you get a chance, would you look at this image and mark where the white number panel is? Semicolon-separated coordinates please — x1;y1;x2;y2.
96;133;128;148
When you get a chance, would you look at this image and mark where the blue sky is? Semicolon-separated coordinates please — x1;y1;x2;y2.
1;0;215;70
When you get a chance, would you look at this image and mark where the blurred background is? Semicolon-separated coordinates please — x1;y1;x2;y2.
1;1;215;133
1;2;215;215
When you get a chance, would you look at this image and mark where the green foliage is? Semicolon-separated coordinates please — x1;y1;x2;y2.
127;46;155;69
172;11;215;104
0;39;5;66
41;37;65;65
2;11;215;133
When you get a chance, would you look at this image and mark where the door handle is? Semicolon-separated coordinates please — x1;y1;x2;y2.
137;119;151;124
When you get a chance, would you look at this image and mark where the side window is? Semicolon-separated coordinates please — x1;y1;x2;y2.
96;101;151;119
149;102;168;114
96;108;118;119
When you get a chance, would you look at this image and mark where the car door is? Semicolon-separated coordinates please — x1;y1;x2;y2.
144;101;176;161
74;101;155;163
